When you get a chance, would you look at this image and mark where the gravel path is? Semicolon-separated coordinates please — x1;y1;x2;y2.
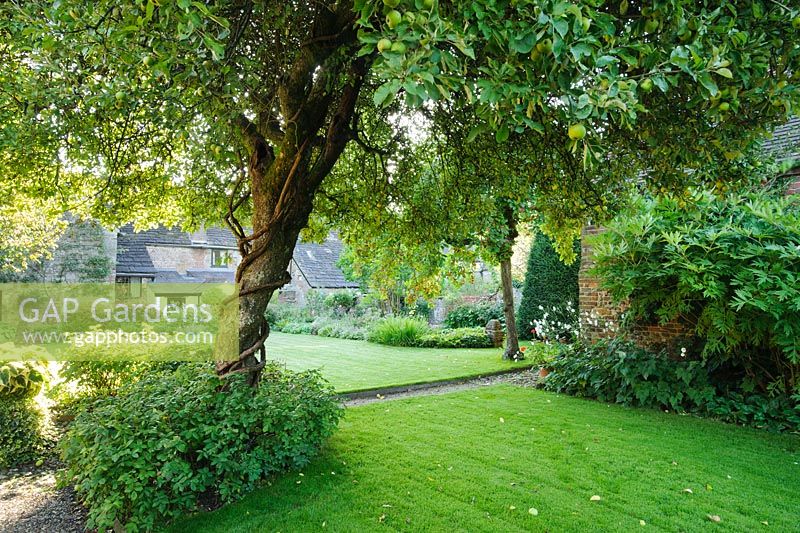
0;460;86;533
0;369;541;531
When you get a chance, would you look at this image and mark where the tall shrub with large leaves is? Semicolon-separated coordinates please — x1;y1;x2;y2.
591;190;800;394
516;233;580;339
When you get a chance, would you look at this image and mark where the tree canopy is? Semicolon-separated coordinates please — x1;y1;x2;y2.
1;0;798;380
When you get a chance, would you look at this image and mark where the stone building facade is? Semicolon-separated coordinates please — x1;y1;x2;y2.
22;218;116;283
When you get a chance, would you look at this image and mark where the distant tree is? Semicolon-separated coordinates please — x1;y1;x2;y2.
0;202;65;278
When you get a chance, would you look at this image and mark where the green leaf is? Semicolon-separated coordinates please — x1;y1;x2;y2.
373;80;399;107
467;125;486;142
697;72;719;96
595;55;618;68
553;19;569;38
652;75;669;93
495;125;510;143
203;35;225;60
570;43;592;61
510;31;537;54
714;68;733;79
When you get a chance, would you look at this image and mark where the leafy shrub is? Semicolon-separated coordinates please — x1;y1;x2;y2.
591;191;800;394
543;339;799;432
543;339;716;411
323;290;358;314
278;321;315;335
410;299;431;321
444;302;504;329
314;320;367;340
0;362;46;468
266;304;314;326
60;363;341;532
417;327;493;348
0;397;44;468
368;317;430;347
49;361;175;423
516;233;580;340
705;392;800;433
0;362;45;399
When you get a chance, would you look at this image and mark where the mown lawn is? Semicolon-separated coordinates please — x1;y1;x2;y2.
265;332;533;392
172;385;800;532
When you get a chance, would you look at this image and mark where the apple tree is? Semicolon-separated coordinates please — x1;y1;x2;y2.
0;0;797;384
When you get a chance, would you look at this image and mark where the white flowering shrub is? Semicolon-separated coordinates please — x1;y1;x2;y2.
530;301;620;344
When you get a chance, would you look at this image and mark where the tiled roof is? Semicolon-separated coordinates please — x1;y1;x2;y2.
762;116;800;162
116;227;156;275
206;227;238;248
293;237;359;289
118;224;191;246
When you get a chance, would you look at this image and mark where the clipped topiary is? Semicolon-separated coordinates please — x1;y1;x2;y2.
516;232;580;339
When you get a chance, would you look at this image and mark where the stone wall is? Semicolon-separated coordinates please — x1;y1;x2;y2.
32;219;116;282
146;245;241;274
278;260;311;305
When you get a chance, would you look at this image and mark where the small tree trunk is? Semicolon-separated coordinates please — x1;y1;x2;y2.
498;201;520;360
500;257;520;359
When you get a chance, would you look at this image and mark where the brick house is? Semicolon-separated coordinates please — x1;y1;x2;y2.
579;118;800;347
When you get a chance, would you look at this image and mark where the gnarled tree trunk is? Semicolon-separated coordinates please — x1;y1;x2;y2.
215;8;369;386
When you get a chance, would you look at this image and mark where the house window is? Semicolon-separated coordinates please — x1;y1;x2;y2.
116;276;142;298
211;250;232;268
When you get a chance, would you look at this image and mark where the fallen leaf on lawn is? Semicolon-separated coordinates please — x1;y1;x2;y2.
382;504;392;508
509;506;516;510
761;521;769;526
378;514;386;523
322;521;326;527
682;488;693;494
500;417;505;423
706;484;713;491
639;519;646;526
726;475;731;479
298;473;304;477
529;508;539;516
671;461;678;466
590;495;602;501
707;514;721;523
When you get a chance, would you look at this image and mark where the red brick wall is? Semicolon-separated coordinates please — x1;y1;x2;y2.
580;226;687;350
578;225;621;340
786;168;800;195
